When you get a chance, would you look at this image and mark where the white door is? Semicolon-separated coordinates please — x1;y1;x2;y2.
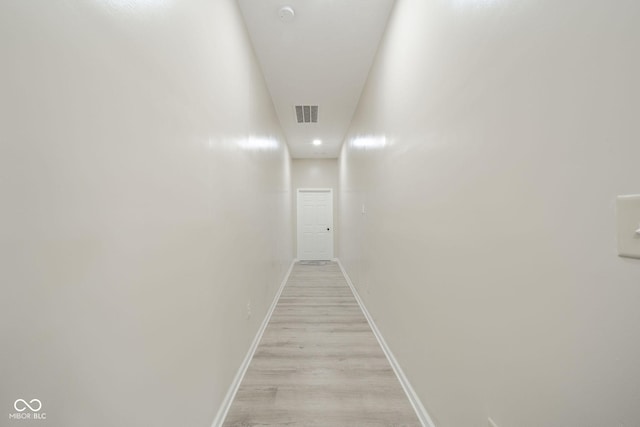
297;189;333;260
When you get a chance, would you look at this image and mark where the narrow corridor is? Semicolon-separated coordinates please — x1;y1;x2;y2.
2;1;639;426
223;262;420;425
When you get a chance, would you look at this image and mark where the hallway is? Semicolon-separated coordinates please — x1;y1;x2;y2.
2;0;639;426
223;262;419;425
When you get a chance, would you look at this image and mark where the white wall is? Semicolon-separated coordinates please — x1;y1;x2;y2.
291;159;339;257
339;0;640;426
0;1;292;426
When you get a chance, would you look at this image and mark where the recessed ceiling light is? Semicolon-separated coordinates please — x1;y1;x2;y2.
312;139;322;146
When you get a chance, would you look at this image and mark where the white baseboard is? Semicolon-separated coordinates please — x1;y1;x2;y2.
335;258;436;427
210;258;297;427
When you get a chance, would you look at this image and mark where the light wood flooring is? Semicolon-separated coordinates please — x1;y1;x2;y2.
223;261;421;426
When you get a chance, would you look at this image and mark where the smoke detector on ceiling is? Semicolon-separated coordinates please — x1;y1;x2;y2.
278;6;295;22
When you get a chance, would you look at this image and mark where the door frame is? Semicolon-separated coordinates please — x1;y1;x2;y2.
296;188;334;260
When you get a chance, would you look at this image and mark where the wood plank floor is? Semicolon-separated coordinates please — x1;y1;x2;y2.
223;261;421;426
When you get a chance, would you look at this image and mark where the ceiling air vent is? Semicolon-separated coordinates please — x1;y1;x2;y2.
295;105;318;123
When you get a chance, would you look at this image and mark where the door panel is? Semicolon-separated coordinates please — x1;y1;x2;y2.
297;189;333;260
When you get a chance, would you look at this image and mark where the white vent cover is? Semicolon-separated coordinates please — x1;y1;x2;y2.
295;105;318;123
